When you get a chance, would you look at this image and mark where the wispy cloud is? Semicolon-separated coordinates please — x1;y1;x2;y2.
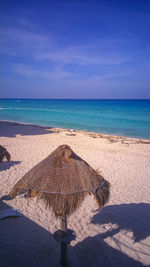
1;18;134;67
1;16;149;84
1;27;51;57
36;46;132;66
1;1;150;99
11;63;71;80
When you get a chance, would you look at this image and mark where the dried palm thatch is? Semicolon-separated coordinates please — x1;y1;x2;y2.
9;145;110;218
0;145;11;163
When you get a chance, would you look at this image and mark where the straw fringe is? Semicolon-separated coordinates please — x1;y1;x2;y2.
9;180;110;218
40;192;86;218
0;145;11;162
9;145;110;218
93;180;110;209
9;181;27;198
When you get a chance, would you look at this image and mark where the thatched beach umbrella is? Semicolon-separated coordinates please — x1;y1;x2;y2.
9;144;110;266
0;145;11;163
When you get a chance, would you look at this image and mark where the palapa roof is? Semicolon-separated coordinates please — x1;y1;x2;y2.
0;145;11;163
9;145;110;218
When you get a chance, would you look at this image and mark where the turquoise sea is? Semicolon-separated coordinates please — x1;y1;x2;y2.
0;99;150;139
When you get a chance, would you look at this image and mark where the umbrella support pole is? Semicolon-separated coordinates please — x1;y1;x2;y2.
60;216;67;232
60;216;68;267
53;217;76;267
60;241;68;267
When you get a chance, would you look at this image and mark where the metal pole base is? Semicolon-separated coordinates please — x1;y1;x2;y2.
60;242;69;267
53;229;76;267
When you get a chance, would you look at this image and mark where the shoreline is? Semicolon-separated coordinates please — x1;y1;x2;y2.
0;120;150;143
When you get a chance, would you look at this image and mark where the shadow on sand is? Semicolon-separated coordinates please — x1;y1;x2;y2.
0;200;59;267
71;203;150;267
0;201;148;266
0;161;21;171
72;234;146;267
91;203;150;243
0;121;59;137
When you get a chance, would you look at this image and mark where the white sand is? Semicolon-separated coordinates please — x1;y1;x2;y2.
0;121;150;267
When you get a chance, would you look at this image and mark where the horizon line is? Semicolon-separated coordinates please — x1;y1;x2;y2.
1;98;150;100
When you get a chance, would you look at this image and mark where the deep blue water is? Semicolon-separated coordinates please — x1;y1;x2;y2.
0;99;150;139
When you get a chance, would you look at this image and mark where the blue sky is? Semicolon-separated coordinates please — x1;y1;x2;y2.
1;0;150;99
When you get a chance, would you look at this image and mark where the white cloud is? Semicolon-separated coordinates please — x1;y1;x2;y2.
1;17;143;85
1;20;133;67
12;64;70;80
36;49;131;66
35;38;133;66
1;25;53;57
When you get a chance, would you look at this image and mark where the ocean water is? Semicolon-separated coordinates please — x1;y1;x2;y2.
0;99;150;139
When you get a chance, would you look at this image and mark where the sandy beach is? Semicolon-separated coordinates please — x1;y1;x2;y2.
0;121;150;267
